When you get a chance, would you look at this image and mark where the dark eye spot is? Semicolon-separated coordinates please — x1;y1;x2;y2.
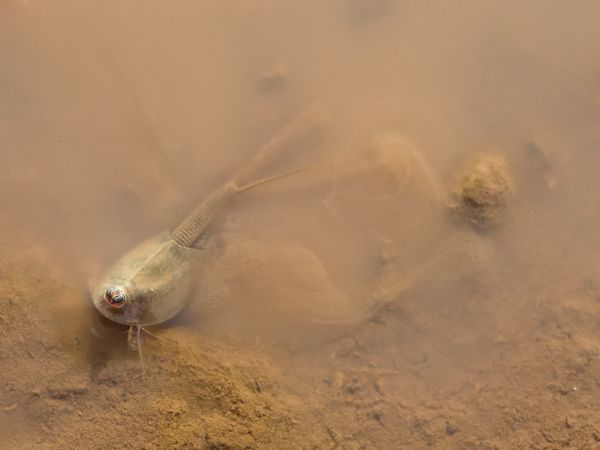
105;286;127;307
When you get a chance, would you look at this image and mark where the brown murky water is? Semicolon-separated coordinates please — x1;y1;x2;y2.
3;1;600;448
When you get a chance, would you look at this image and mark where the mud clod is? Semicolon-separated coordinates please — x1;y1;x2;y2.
450;154;514;230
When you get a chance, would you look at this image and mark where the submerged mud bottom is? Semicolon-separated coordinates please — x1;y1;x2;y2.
3;248;600;449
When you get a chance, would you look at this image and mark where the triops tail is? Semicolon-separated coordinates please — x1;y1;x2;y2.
235;162;327;192
232;102;330;186
170;104;330;248
170;161;328;248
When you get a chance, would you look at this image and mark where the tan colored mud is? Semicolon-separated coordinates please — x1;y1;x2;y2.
3;1;600;449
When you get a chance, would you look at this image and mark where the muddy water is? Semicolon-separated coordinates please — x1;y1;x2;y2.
2;1;600;449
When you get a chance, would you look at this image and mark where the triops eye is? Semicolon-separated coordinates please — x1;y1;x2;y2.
104;286;127;308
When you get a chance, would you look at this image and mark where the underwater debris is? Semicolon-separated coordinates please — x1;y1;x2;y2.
449;154;514;230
